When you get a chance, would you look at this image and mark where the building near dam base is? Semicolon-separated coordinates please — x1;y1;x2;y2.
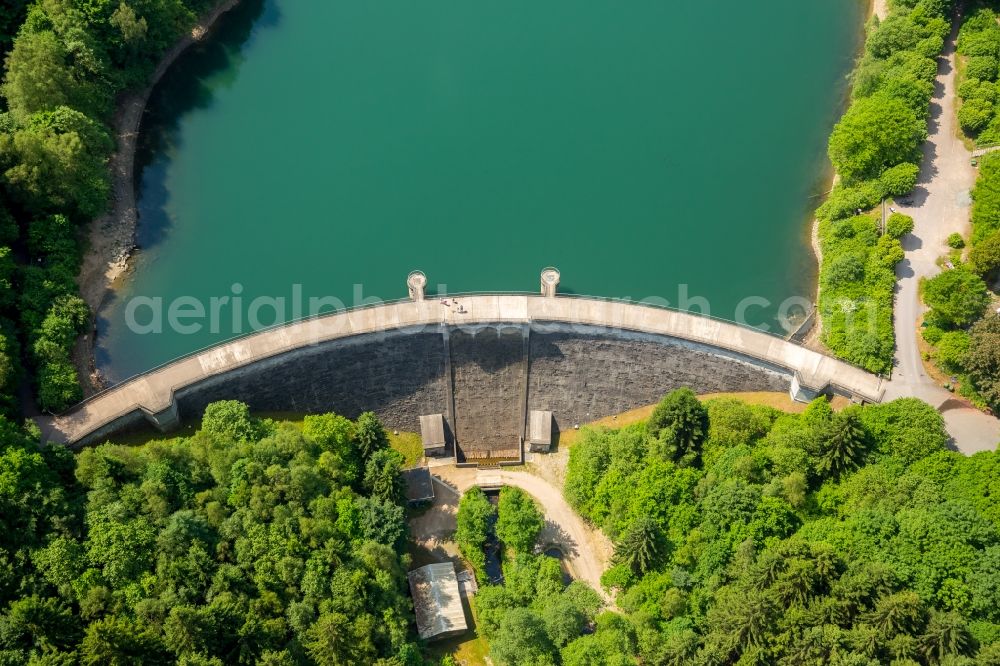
403;467;435;505
408;563;468;642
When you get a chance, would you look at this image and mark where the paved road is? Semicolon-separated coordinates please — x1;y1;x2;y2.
882;21;1000;453
429;466;613;601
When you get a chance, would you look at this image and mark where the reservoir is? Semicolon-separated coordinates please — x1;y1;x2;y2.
97;0;863;382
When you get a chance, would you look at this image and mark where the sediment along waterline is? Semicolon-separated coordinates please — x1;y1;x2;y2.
97;0;863;383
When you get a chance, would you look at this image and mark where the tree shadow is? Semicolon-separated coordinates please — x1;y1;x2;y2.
540;519;580;560
134;0;277;253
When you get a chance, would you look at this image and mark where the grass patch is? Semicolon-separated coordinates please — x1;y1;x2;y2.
389;431;424;468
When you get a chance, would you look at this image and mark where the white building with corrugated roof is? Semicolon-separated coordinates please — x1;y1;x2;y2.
408;562;468;641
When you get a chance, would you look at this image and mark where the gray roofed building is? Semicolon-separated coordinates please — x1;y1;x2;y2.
419;414;447;456
528;410;553;452
403;467;434;504
408;562;468;641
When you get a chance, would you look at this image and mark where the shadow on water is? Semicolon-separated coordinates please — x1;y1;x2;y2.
95;0;275;373
134;0;276;253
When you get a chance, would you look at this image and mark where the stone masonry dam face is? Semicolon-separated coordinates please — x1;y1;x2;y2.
40;296;886;448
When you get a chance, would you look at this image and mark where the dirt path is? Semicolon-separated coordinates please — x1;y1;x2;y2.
75;0;242;392
873;0;889;21
882;17;1000;453
428;466;614;602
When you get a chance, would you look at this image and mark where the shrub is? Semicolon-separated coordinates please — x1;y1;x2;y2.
880;162;920;196
817;182;884;221
977;113;1000;146
935;330;971;373
968;56;999;82
958;77;984;99
915;34;945;60
818;214;901;374
871;234;906;269
922;268;991;328
970;80;998;104
972;153;1000;245
825;253;866;287
959;9;1000;57
970;229;1000;276
947;232;966;249
828;94;926;184
960;97;995;134
886;212;915;239
922;325;945;344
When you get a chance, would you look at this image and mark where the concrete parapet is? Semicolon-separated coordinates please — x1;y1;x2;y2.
39;293;885;446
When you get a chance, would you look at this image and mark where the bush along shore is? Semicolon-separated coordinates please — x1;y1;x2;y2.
815;0;953;375
0;0;223;417
918;3;1000;414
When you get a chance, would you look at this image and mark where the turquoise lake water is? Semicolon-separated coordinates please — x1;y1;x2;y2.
97;0;863;381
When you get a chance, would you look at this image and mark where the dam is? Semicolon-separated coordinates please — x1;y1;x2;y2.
42;271;885;453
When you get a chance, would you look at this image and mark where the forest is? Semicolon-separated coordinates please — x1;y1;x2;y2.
1;390;999;665
0;401;423;664
455;486;611;665
555;389;1000;665
0;0;221;415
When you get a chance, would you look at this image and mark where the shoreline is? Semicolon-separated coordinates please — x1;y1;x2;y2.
74;0;242;394
804;0;886;349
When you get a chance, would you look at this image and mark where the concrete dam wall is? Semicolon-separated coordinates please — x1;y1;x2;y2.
40;294;885;451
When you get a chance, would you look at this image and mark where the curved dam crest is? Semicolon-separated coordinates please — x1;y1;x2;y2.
42;293;885;450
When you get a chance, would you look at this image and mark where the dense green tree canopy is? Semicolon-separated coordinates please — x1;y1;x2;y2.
0;403;420;664
0;0;220;412
966;315;1000;410
922;268;991;328
828;94;926;184
563;392;1000;664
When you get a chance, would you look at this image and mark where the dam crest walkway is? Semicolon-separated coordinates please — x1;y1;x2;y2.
39;295;886;445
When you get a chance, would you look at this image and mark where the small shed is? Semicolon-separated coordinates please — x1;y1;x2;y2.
528;410;553;452
403;467;434;505
408;563;468;641
419;414;447;456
